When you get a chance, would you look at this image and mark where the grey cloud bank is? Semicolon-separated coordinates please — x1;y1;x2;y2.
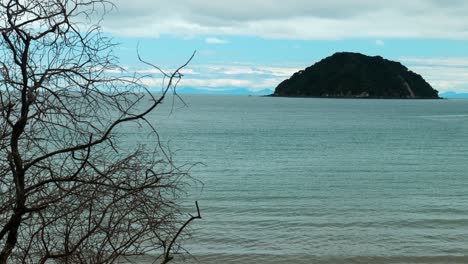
103;0;468;39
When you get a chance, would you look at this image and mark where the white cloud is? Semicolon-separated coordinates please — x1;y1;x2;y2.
104;68;125;74
401;57;468;93
123;57;468;94
375;39;385;46
205;37;229;44
139;76;275;90
132;63;303;92
208;65;299;77
181;78;250;88
258;66;302;77
135;68;198;75
102;0;468;40
400;57;468;67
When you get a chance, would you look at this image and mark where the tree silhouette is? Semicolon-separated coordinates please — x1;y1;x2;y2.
0;0;199;263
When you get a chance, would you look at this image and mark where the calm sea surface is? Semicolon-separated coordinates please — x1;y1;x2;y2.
139;95;468;263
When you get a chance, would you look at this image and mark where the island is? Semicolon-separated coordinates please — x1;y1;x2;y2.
273;52;440;99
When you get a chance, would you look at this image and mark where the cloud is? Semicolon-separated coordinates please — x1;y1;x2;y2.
205;37;229;44
138;76;278;91
375;40;385;46
400;57;468;67
135;68;198;75
102;0;468;40
139;77;249;88
206;65;299;77
401;56;468;92
132;63;301;92
127;57;468;94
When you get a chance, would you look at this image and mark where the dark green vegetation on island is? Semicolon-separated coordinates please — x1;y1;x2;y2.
274;52;440;99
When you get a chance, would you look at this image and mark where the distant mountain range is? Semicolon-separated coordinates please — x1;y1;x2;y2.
273;52;440;99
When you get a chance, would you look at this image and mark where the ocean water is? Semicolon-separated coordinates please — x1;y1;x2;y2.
143;95;468;263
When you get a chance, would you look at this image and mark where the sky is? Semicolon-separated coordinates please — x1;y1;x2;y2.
99;0;468;95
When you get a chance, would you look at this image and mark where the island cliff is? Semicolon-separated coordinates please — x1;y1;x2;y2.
273;52;440;99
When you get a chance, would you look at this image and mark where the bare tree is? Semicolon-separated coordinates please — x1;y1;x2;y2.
0;0;199;263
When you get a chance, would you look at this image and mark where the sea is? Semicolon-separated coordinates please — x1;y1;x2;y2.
134;95;468;264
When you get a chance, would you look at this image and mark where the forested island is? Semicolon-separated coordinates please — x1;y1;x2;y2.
273;52;440;99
